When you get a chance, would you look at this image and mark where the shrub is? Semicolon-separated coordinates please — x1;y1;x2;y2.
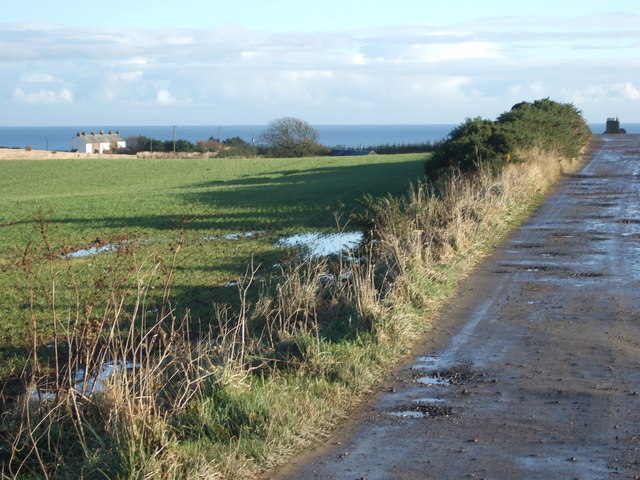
426;98;590;180
496;98;591;159
218;137;258;158
426;118;517;179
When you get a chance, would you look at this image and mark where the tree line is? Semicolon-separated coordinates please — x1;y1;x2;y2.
121;117;437;158
122;135;259;158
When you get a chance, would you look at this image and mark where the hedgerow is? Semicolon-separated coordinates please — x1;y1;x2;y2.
426;98;591;179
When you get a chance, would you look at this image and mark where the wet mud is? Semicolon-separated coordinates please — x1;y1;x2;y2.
266;135;640;479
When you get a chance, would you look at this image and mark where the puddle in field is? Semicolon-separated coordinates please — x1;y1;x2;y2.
63;244;118;258
276;231;363;258
32;360;138;401
202;232;261;242
224;232;260;240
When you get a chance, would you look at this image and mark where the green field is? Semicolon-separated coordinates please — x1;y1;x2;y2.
0;153;426;353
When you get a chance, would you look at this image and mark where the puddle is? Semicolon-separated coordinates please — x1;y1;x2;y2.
414;355;446;370
414;397;447;404
202;232;261;242
416;363;477;386
32;360;138;401
416;376;451;386
276;231;363;258
224;232;260;240
63;244;118;258
75;360;138;394
389;404;454;418
509;243;544;249
569;271;605;278
540;252;568;258
389;410;426;418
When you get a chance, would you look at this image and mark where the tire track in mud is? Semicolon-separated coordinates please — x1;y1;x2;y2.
268;135;640;480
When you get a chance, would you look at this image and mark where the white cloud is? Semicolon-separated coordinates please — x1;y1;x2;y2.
20;73;58;83
350;53;368;65
408;76;470;96
125;57;149;65
120;71;144;82
507;82;545;97
620;81;640;100
12;87;73;104
240;51;266;61
156;88;177;106
406;41;503;63
567;82;640;105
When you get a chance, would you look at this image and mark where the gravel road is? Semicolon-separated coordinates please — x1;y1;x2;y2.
268;135;640;479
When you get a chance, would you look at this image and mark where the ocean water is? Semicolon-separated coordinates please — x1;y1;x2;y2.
1;123;638;152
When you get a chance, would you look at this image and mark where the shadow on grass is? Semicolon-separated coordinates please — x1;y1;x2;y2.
6;159;425;234
181;161;426;207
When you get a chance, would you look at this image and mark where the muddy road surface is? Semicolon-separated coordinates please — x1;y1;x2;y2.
268;135;640;480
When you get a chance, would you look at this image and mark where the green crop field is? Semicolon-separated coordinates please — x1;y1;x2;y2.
0;153;426;359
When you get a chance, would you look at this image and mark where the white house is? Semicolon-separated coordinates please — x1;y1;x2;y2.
71;130;126;154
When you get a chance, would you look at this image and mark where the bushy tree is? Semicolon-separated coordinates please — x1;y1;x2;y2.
426;117;516;179
162;139;197;153
124;135;167;153
426;98;590;180
496;98;591;159
219;136;258;158
261;117;327;157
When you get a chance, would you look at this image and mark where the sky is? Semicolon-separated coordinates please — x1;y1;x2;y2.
2;0;639;126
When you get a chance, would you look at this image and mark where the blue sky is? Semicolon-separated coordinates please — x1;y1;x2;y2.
2;0;639;125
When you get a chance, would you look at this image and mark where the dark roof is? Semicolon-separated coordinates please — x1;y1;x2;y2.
75;131;124;144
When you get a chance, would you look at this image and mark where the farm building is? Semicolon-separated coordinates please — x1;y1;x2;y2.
71;130;126;154
603;117;627;134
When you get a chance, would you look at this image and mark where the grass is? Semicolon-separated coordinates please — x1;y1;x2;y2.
0;154;425;358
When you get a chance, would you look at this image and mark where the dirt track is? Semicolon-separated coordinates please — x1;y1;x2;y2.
268;135;640;479
0;147;134;160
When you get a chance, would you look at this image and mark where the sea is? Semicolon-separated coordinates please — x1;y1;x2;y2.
0;123;638;152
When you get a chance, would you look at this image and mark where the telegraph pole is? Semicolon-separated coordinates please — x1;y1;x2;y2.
172;125;177;155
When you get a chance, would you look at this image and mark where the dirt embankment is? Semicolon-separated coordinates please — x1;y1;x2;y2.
0;148;135;160
0;148;221;160
268;135;640;479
